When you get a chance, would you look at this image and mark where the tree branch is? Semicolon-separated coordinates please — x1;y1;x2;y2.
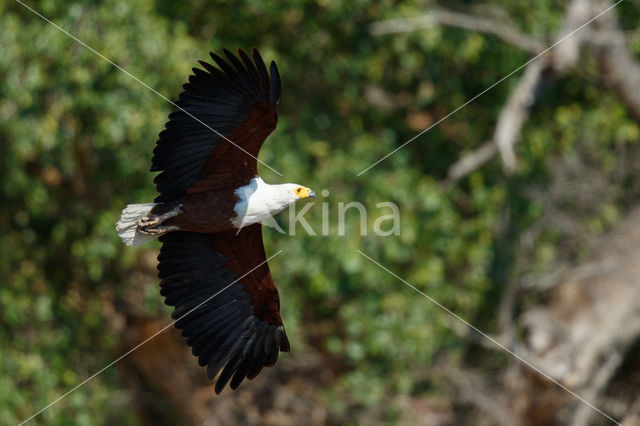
494;58;550;173
444;58;550;183
445;141;497;185
588;0;640;123
376;2;637;183
444;0;623;183
370;9;545;55
515;205;640;424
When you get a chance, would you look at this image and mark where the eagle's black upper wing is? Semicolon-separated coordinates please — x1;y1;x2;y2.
151;48;281;202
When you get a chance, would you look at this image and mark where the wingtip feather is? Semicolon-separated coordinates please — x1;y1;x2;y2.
270;61;281;105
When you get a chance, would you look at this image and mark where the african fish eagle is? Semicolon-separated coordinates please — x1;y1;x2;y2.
116;48;315;393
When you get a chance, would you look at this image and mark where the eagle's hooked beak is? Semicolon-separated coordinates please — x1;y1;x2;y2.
308;190;316;199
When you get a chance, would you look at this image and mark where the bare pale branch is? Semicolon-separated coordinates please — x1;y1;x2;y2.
370;9;545;55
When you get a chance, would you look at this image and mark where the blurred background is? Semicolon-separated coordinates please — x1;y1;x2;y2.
2;0;640;424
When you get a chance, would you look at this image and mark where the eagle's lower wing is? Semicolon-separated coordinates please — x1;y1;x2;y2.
151;48;281;202
157;224;289;393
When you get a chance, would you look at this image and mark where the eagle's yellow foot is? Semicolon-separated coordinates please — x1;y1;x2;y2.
136;206;181;235
138;223;180;235
138;215;161;228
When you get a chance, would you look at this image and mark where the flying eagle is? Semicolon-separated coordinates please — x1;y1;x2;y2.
116;48;314;393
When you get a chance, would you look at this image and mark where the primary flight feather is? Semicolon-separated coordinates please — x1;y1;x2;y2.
116;48;314;393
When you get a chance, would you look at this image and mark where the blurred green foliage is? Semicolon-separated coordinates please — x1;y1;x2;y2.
1;0;639;423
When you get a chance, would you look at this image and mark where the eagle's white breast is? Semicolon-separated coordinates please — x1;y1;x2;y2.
231;177;295;228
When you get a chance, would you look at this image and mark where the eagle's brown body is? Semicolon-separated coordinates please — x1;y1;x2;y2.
149;190;238;234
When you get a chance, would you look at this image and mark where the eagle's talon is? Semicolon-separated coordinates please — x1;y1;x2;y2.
138;224;180;235
138;216;160;228
136;206;182;234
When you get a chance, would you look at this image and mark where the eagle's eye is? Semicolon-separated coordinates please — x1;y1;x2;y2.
296;187;303;194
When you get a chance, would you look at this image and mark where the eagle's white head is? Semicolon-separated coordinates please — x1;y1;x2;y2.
232;177;315;228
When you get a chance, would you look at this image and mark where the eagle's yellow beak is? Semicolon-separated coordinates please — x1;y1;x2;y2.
295;187;315;199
